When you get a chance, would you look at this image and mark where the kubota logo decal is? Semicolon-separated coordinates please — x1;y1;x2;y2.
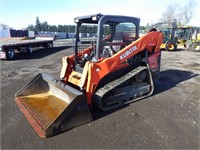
120;46;137;60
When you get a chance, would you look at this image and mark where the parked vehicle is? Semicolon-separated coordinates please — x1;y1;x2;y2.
177;26;200;52
15;13;163;138
149;19;178;51
0;36;54;60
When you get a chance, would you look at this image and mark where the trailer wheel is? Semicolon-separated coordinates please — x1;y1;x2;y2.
44;42;52;48
6;47;15;60
192;43;200;52
166;42;176;51
27;45;33;54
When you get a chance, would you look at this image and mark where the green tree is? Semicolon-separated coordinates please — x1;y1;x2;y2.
25;16;77;33
49;25;57;32
57;25;63;32
26;24;35;31
35;16;41;32
41;21;48;31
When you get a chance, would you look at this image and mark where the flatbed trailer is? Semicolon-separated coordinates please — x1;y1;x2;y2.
0;37;54;60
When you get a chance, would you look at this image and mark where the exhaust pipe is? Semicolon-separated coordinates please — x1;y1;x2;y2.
15;73;92;138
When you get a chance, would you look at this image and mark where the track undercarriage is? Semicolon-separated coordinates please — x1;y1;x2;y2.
93;66;154;111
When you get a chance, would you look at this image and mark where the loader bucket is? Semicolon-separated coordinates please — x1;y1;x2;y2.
15;73;92;138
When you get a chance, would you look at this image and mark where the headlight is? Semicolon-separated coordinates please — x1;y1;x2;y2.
0;47;2;51
74;18;79;23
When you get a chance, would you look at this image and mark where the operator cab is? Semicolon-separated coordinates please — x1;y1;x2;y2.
74;14;140;72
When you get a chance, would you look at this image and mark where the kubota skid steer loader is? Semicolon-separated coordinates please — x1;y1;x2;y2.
15;14;163;138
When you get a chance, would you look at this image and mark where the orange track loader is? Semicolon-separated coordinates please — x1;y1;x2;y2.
15;14;163;138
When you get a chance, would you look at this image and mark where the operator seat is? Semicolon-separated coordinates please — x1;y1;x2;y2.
102;32;126;57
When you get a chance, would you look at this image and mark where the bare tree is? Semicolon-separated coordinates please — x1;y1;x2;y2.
160;0;196;25
180;0;196;25
160;4;179;22
0;24;10;29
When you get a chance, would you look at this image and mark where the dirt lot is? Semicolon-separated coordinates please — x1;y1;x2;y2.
1;39;200;149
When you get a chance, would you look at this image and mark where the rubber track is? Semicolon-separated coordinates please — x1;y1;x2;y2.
93;66;149;111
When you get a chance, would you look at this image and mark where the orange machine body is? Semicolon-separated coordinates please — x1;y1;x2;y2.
61;31;163;106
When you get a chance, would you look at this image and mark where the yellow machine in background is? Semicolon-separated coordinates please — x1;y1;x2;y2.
176;26;200;51
149;20;178;51
150;20;200;52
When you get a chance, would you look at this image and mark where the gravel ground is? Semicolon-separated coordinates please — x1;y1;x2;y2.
0;39;200;149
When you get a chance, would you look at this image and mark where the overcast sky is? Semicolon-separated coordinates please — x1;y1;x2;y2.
1;0;199;29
